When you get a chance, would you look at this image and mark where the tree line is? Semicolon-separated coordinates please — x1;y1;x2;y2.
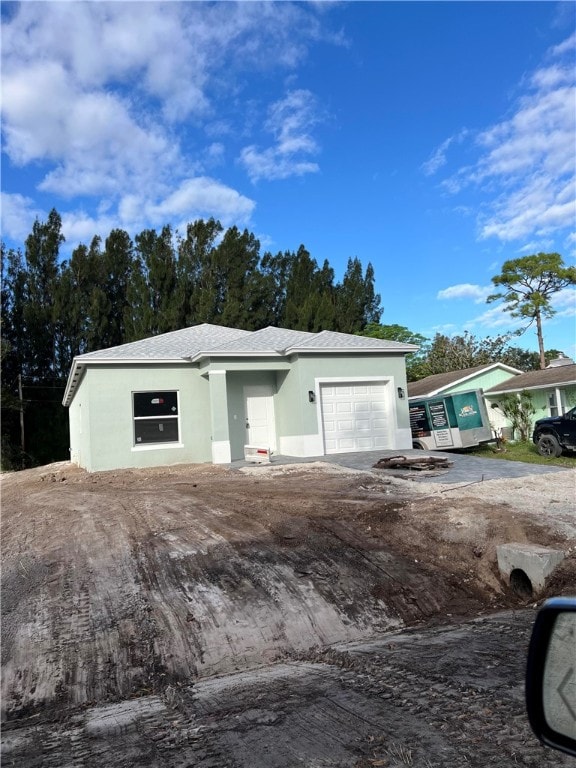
2;210;382;382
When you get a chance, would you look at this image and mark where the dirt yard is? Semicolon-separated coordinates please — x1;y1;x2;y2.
1;459;575;766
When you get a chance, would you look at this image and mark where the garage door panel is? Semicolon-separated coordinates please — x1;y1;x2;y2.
321;381;392;454
334;386;352;397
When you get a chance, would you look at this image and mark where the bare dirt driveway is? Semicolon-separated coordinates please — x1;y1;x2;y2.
1;457;575;767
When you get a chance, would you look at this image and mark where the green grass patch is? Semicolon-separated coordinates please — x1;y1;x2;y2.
457;440;576;467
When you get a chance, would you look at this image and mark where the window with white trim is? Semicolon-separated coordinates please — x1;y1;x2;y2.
133;391;179;445
548;391;558;418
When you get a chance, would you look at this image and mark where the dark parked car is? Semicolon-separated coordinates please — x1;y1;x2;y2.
532;406;576;457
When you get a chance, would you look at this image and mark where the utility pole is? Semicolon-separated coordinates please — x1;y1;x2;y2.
18;373;25;454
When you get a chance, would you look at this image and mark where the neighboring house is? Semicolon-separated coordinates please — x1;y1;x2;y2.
407;362;523;398
407;359;576;439
63;323;418;472
407;363;524;437
484;360;576;432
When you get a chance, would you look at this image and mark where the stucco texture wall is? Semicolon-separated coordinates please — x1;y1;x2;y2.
273;353;412;455
445;368;519;395
71;364;211;472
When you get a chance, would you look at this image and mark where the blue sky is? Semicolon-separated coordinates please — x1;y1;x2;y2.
2;1;575;356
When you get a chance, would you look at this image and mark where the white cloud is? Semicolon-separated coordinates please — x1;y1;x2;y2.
434;33;576;246
2;3;220;120
60;178;255;249
468;304;524;331
146;177;255;225
552;286;576;316
437;283;492;303
422;138;453;176
421;131;468;177
239;90;322;181
0;193;44;243
60;209;120;248
1;2;334;239
551;31;576;56
518;239;554;254
429;323;458;335
452;285;576;342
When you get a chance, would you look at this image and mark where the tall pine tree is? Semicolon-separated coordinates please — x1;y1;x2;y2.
126;226;177;339
335;258;381;333
283;246;336;331
177;218;223;326
216;226;262;330
22;209;64;378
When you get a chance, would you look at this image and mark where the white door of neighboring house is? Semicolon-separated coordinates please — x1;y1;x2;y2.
244;385;276;450
320;381;392;454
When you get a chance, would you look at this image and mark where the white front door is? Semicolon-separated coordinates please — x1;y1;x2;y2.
244;385;276;450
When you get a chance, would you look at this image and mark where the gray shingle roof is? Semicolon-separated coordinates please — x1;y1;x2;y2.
296;330;413;351
204;326;315;354
64;323;419;406
485;364;576;393
198;326;417;356
76;324;251;361
407;363;521;398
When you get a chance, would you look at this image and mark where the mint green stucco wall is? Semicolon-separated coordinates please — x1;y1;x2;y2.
219;352;411;457
444;368;519;395
485;384;576;435
278;353;411;436
71;364;212;471
68;381;91;469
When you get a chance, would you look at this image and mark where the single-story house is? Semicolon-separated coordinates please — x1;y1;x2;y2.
484;360;576;429
407;362;523;400
63;324;418;472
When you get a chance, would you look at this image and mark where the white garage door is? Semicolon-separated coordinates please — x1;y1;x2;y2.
320;381;392;454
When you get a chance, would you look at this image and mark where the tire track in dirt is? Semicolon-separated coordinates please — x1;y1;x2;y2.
3;614;570;767
2;462;574;766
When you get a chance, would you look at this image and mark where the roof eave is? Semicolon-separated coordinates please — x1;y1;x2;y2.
487;379;576;396
408;363;524;399
189;349;284;362
62;357;191;406
285;344;419;354
62;359;84;407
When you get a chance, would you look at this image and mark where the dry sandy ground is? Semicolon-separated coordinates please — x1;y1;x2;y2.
1;459;575;767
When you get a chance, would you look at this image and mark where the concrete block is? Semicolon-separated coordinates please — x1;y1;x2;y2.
496;543;565;592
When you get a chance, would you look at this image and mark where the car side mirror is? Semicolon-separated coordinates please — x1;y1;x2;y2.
526;597;576;757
